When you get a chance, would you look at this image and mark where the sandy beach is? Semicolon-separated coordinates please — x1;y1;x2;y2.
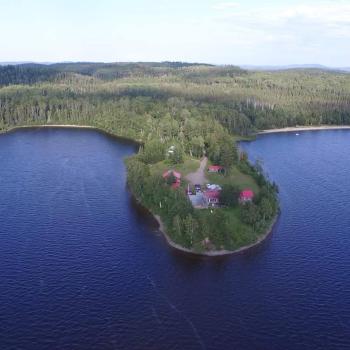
259;125;350;134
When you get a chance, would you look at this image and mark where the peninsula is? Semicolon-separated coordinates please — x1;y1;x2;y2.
1;62;349;254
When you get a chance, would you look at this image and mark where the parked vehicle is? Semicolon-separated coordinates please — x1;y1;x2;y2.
195;184;202;192
206;184;222;191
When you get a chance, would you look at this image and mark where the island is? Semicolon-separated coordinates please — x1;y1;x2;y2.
1;62;349;254
126;137;278;255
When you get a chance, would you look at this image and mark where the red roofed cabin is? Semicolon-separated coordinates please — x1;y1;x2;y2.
208;165;225;174
239;189;254;203
163;170;182;189
204;190;221;207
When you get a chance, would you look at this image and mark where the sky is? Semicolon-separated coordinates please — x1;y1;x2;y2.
0;0;349;66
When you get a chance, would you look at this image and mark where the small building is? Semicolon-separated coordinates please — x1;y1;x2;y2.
163;170;182;189
239;189;254;203
204;190;221;207
208;165;225;173
206;183;222;191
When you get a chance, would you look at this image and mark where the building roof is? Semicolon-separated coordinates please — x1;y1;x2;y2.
162;170;182;179
171;181;181;189
240;189;254;199
204;190;221;200
208;165;224;172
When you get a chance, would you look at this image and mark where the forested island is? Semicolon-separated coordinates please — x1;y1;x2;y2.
1;62;349;254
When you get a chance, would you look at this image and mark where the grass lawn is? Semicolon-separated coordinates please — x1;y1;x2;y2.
207;166;260;194
149;157;200;177
150;157;259;196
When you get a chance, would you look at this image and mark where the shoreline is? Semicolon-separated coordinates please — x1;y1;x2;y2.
154;214;278;257
258;125;350;134
2;123;278;258
1;124;142;145
1;124;97;134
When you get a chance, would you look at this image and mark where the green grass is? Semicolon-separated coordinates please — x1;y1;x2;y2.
150;157;200;177
207;166;260;194
150;157;259;195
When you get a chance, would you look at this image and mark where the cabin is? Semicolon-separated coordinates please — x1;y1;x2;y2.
204;190;221;207
208;165;225;173
239;189;254;203
163;170;182;189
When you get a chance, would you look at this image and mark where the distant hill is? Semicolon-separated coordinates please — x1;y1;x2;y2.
0;62;228;86
1;61;349;73
0;61;53;66
241;64;350;73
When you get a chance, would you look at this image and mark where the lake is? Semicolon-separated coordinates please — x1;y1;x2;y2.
0;128;349;350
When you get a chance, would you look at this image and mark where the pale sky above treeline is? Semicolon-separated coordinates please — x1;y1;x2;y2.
1;0;349;66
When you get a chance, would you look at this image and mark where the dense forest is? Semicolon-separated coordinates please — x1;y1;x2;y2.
1;62;349;138
1;62;348;252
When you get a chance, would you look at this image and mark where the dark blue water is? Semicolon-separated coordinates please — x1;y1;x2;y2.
0;128;349;350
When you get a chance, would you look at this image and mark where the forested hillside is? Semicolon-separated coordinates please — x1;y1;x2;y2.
1;62;349;138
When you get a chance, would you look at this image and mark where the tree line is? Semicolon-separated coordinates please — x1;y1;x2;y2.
1;62;349;136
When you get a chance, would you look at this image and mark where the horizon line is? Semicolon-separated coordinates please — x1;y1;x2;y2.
0;61;349;69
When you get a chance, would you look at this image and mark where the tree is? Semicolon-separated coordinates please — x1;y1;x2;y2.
220;184;240;207
183;214;198;247
159;113;180;140
259;197;274;221
125;157;150;198
240;202;260;228
189;136;205;158
219;139;238;170
141;139;166;164
172;215;183;240
168;145;184;164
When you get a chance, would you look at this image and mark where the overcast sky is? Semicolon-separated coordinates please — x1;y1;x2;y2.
1;0;349;66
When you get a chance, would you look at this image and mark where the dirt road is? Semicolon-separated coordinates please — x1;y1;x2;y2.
185;157;208;185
